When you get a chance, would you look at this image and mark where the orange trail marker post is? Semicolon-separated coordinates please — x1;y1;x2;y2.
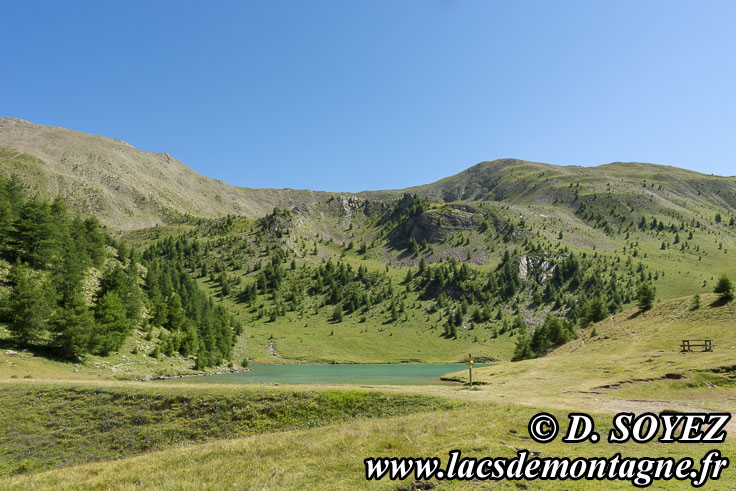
465;353;474;388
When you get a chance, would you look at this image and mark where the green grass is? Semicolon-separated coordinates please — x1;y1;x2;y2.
1;295;735;488
102;156;736;371
3;118;736;489
119;201;736;368
446;293;736;408
2;401;733;489
199;274;516;365
0;323;229;381
0;383;460;477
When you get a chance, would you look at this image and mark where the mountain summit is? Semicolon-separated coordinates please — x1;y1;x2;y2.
1;118;734;229
0;118;328;228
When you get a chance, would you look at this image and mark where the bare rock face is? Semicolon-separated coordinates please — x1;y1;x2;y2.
267;214;292;236
518;254;559;283
322;195;387;218
362;199;386;217
394;193;416;212
334;195;364;218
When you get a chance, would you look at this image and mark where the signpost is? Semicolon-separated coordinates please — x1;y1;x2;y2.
465;353;474;388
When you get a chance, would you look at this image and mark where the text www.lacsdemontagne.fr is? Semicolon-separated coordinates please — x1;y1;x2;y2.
364;449;728;487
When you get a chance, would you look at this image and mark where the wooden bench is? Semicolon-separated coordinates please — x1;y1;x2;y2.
680;339;712;352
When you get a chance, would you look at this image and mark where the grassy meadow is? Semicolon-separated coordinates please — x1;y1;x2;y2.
4;401;734;490
1;294;735;489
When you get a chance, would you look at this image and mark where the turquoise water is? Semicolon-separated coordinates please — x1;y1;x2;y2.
169;363;484;386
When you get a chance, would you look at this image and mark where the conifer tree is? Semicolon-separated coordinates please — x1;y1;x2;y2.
10;200;58;268
52;290;95;358
636;282;656;311
714;274;733;301
91;292;130;355
584;296;609;326
166;293;187;331
4;260;56;345
98;264;141;325
511;333;533;361
53;242;86;306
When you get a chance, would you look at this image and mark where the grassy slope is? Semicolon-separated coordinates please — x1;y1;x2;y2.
118;182;736;366
3;399;733;489
0;249;225;381
4;154;733;371
2;123;736;487
0;119;331;228
3;119;735;367
199;274;516;366
0;383;457;478
1;298;735;488
445;293;736;411
118;216;519;366
0;322;231;381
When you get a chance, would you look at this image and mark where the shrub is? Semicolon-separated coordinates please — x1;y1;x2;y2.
690;294;700;311
636;282;656;311
714;274;733;301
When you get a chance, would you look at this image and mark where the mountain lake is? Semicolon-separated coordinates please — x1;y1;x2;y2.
160;363;490;386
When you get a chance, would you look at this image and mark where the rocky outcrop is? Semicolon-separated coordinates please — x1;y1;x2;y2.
389;208;479;245
518;253;559;283
323;195;386;218
267;215;291;235
334;195;363;218
362;199;387;217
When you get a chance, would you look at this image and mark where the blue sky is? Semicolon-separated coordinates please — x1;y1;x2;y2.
2;1;735;191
